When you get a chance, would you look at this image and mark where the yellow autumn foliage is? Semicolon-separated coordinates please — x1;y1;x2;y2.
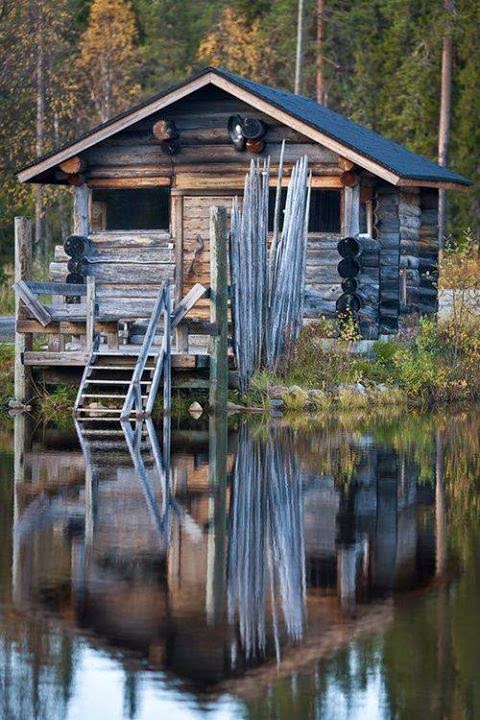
198;8;266;78
76;0;141;123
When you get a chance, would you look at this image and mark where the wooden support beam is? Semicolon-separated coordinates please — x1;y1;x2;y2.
12;281;52;327
14;218;32;402
172;283;207;328
209;206;228;412
86;276;96;351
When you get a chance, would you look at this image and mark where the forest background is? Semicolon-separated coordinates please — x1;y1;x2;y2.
0;0;478;270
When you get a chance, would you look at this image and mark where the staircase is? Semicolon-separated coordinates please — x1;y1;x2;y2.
74;284;171;422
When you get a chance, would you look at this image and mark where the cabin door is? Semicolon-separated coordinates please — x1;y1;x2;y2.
181;195;233;320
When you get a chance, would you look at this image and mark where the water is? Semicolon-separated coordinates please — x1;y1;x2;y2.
0;408;479;720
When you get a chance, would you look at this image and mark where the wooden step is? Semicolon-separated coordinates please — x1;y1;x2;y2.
76;407;136;415
84;379;152;385
81;393;148;399
79;428;149;435
92;365;156;371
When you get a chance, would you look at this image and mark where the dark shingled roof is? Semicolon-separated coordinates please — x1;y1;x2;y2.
19;67;470;186
216;68;470;186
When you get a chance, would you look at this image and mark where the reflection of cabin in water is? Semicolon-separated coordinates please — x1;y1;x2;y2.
16;67;470;400
12;420;441;695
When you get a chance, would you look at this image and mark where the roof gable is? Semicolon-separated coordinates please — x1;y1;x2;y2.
18;67;470;188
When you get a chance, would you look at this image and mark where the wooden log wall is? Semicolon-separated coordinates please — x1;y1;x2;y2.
304;234;343;319
82;87;341;189
50;230;175;318
374;185;401;334
417;189;439;314
357;237;380;339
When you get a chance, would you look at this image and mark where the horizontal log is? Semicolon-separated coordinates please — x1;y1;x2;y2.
88;177;171;189
50;261;174;284
59;156;86;174
86;141;336;168
23;351;88;366
89;230;172;245
27;281;87;296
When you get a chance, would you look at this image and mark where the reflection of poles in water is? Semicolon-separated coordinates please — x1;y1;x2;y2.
206;411;228;624
228;423;305;660
12;413;32;606
434;427;452;716
122;417;172;540
435;428;447;577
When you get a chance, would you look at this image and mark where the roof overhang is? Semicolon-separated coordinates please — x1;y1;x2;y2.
17;70;469;190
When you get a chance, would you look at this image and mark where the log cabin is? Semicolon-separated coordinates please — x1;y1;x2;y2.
15;67;471;401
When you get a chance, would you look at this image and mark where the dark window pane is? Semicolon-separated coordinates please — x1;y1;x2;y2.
268;188;340;233
92;188;170;230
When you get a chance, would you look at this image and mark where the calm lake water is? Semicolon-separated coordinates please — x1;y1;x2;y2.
0;408;479;720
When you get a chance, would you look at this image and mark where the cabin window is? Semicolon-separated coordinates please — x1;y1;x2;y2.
268;188;341;233
91;188;170;231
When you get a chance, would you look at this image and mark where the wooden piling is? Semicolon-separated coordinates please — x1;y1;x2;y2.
14;217;32;403
85;276;96;351
209;206;228;412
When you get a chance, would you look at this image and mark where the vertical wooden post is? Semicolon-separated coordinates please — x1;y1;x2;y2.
209;206;228;412
163;287;172;414
172;194;188;352
14;217;32;403
86;276;96;352
343;184;360;237
73;184;89;235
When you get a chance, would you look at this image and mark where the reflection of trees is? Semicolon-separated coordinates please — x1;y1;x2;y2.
228;423;305;660
0;441;77;720
243;409;480;720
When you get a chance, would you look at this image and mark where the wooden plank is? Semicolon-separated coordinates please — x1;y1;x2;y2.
16;319;86;335
209;206;228;412
27;281;87;296
172;283;207;328
13;280;52;327
87;177;171;188
24;351;88;366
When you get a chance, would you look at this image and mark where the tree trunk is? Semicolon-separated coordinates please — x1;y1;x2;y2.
316;0;325;104
438;2;456;249
294;0;306;94
35;3;46;259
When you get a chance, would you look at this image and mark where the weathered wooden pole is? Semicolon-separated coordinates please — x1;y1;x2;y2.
73;184;89;235
14;217;33;403
209;206;228;412
343;184;360;237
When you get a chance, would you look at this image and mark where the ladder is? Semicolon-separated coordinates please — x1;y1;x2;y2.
74;284;171;421
73;282;207;422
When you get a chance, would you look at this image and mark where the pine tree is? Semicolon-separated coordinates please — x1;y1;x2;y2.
75;0;140;123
